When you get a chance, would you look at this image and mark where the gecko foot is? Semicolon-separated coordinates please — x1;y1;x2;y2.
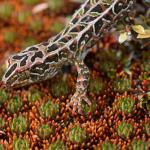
67;91;91;114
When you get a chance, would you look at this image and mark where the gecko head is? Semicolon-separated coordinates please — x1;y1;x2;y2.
2;54;32;88
2;45;60;88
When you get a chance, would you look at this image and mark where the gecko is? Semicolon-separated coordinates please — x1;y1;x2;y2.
2;0;135;114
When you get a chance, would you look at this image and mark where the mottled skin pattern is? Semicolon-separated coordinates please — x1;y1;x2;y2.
2;0;135;114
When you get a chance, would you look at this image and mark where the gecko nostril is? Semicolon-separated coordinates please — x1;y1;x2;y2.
8;58;11;67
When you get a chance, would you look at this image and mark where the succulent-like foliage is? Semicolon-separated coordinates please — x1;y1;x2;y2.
113;95;135;114
13;138;29;150
47;0;64;13
100;62;116;78
101;141;117;150
81;101;96;115
139;92;150;116
4;31;16;44
51;20;65;34
88;77;104;94
22;37;37;49
30;19;43;32
38;124;53;139
50;80;69;97
69;125;87;143
22;0;39;5
7;96;23;113
0;118;5;129
113;78;131;92
0;3;14;20
40;100;59;118
117;122;133;139
28;88;41;103
10;116;27;134
0;144;7;150
17;11;30;24
145;122;150;135
131;140;147;150
141;60;150;72
48;140;67;150
0;89;8;106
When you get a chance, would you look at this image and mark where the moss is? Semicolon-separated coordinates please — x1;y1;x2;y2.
10;116;27;134
7;96;23;113
40;100;59;118
102;141;117;150
113;95;135;114
0;118;5;129
28;88;41;103
38;124;53;139
22;0;39;5
30;19;43;32
13;138;29;150
50;79;69;97
131;140;147;150
47;0;64;13
69;125;87;143
50;21;65;33
117;122;133;139
113;78;131;92
17;11;30;24
0;89;8;107
4;31;16;44
0;3;14;20
0;144;2;150
48;140;67;150
88;77;104;94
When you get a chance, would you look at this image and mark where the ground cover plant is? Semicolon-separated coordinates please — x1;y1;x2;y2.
0;0;149;149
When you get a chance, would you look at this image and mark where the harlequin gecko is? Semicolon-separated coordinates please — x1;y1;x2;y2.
2;0;135;114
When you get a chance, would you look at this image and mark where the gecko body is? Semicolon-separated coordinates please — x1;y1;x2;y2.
2;0;135;113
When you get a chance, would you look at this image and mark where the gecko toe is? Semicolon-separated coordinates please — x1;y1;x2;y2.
67;91;91;114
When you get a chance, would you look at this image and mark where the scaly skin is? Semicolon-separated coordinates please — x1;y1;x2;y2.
2;0;135;114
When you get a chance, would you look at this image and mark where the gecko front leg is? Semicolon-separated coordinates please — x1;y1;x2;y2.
67;58;91;114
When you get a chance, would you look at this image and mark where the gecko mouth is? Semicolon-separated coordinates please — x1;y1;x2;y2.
2;69;30;88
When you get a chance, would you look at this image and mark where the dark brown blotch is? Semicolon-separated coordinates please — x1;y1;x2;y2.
31;51;44;62
81;15;97;23
41;41;49;46
5;63;17;78
20;56;28;66
59;48;68;59
114;2;125;14
12;54;26;60
94;19;103;34
59;36;72;43
47;44;59;53
31;63;49;73
44;54;59;63
69;40;77;52
71;16;79;24
90;4;102;13
78;27;93;47
28;47;39;51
